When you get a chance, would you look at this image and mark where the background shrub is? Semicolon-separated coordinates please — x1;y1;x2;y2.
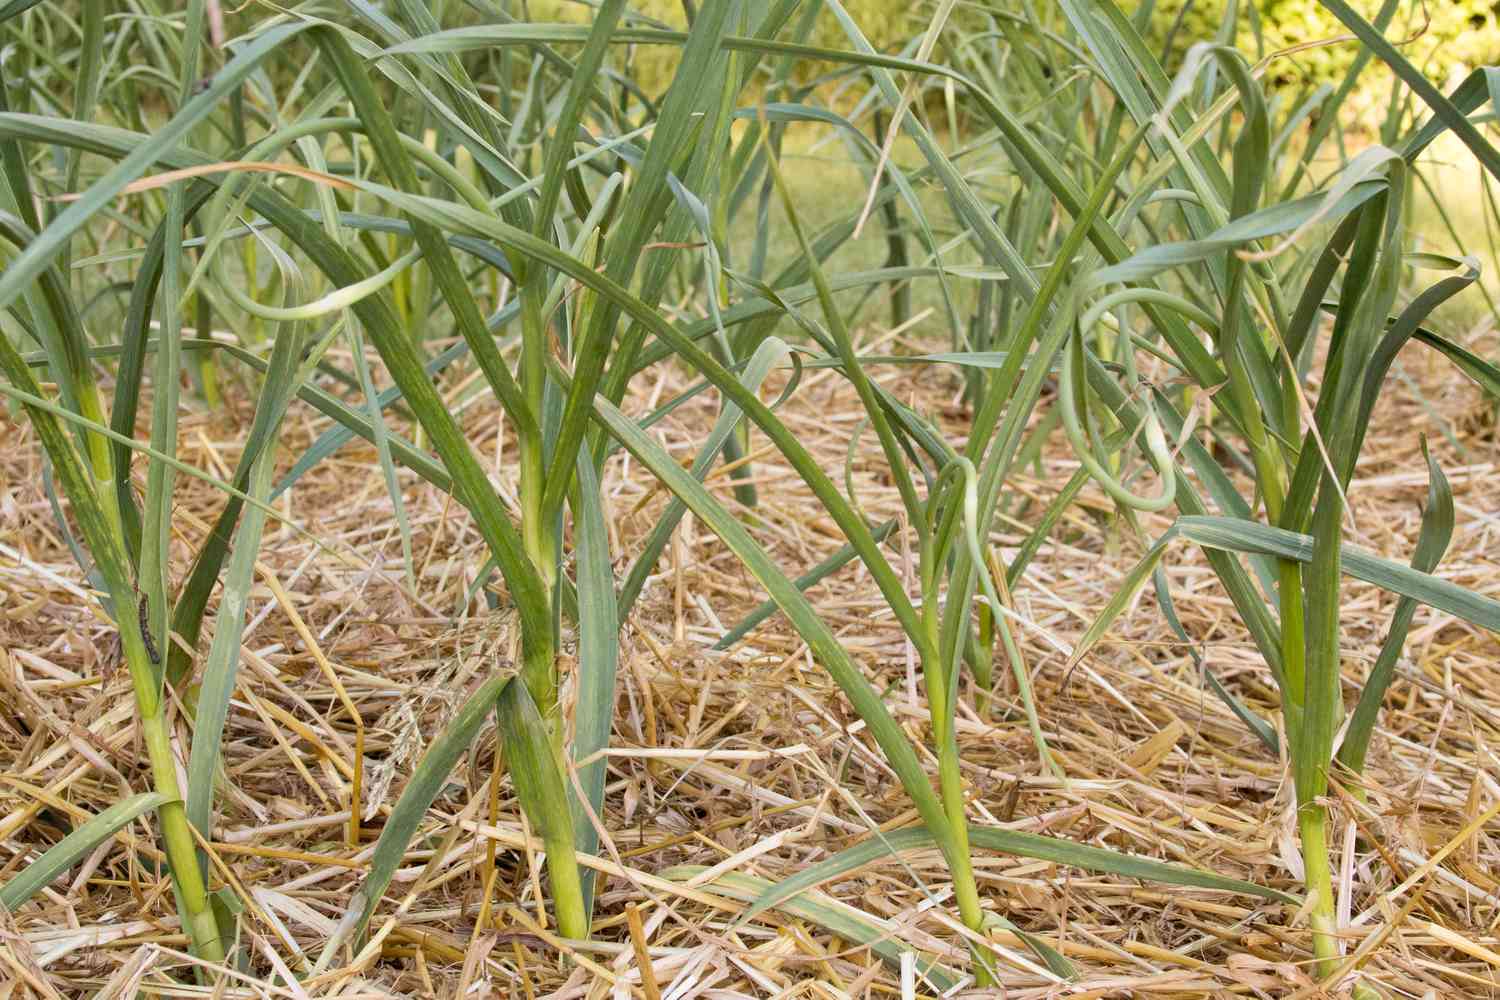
528;0;912;93
532;0;1499;97
1137;0;1500;88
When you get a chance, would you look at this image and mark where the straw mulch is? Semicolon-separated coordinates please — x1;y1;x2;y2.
1;312;1498;998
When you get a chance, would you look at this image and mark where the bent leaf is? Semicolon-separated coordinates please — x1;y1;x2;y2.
1176;516;1500;631
663;866;961;992
741;823;1295;928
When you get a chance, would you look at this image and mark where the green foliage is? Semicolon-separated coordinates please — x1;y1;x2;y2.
1138;0;1500;87
528;0;913;92
2;0;1498;993
529;0;1500;95
1043;1;1500;989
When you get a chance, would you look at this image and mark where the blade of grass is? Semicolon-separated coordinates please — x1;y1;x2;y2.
184;310;307;840
0;21;313;315
1176;516;1500;630
0;220;226;965
136;179;187;703
1337;441;1454;776
586;389;959;875
569;452;616;921
313;27;554;702
351;672;512;939
0;792;165;911
618;336;792;618
536;0;735;525
740;822;1295;925
1320;0;1500;180
664;866;962;991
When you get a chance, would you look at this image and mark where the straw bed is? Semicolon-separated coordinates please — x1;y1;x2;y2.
3;317;1496;996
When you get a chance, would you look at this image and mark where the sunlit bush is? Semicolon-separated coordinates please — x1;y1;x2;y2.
1137;0;1499;87
529;0;912;92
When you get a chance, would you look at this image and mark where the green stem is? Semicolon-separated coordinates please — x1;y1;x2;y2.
1279;560;1305;709
723;416;758;509
972;602;994;720
0;280;224;966
544;832;589;942
193;238;220;409
95;482;223;963
1297;802;1340;980
142;706;224;964
937;736;995;985
519;286;550;588
195;352;221;410
924;612;996;985
515;282;562;760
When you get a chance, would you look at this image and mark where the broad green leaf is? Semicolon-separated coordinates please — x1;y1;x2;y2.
0;312;146;709
1354;257;1481;458
1399;67;1500;165
0;212;109;493
397;11;1227;407
182;381;293;836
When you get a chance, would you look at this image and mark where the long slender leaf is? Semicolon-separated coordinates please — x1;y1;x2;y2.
1177;516;1500;630
495;678;586;939
741;822;1295;925
0;22;313;315
1338;443;1454;774
662;866;961;992
569;453;617;921
184;318;302;837
586;389;957;859
619;337;793;617
1320;0;1500;180
0;793;165;911
354;673;512;936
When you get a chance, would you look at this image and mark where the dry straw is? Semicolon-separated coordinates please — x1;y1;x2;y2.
1;0;1498;996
